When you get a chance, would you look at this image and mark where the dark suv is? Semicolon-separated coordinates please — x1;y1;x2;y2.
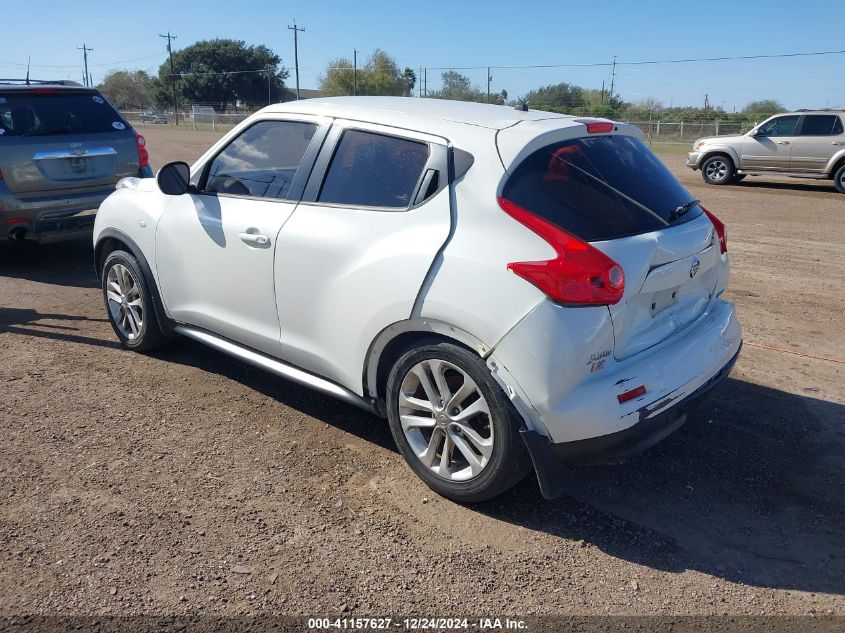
0;79;153;244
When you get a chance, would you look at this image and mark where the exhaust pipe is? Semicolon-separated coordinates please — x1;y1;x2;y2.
8;227;27;242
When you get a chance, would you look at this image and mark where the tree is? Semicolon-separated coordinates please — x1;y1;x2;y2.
97;70;154;109
319;49;406;96
154;39;288;110
430;70;477;101
743;100;785;115
402;68;416;97
521;82;585;113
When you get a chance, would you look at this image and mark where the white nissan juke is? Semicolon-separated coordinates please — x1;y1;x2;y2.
93;97;742;502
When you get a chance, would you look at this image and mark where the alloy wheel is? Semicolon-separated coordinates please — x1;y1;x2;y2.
398;359;494;481
705;159;728;182
106;263;144;340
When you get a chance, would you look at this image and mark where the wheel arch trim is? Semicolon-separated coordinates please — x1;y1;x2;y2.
94;228;175;334
699;147;740;170
364;318;490;402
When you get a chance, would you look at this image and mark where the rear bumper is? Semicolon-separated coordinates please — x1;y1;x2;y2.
521;344;740;499
0;166;151;243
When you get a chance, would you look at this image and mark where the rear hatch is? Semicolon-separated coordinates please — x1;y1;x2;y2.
499;124;722;361
0;88;140;197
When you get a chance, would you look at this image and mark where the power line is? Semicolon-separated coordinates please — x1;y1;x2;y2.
421;47;845;72
0;52;165;69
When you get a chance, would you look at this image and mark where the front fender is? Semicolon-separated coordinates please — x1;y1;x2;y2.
695;145;741;169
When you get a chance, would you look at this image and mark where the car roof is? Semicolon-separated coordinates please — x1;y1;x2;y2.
260;96;580;131
0;79;94;92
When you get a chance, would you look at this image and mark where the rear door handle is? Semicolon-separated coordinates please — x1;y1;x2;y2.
776;141;790;145
833;141;845;146
239;231;270;246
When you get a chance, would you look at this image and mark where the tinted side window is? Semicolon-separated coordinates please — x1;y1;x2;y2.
206;120;316;199
758;116;799;137
502;135;698;242
318;130;429;208
799;115;840;136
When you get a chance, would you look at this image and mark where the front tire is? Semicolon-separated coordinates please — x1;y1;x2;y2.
101;249;167;352
701;155;735;185
834;163;845;194
386;342;531;503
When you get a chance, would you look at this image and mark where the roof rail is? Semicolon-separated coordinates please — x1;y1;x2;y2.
794;108;845;113
0;78;85;86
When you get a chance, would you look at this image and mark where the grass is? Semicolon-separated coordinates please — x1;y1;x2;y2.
647;142;692;155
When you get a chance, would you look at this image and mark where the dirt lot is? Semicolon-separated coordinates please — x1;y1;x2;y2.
1;127;843;620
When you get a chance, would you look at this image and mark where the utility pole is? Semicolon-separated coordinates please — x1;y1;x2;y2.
704;93;710;109
418;67;422;97
487;67;492;103
77;44;93;87
600;80;605;105
423;68;427;97
267;64;272;104
353;49;358;96
159;32;178;125
288;20;305;100
608;55;617;104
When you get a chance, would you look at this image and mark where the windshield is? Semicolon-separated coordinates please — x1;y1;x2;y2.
0;91;127;137
502;135;701;242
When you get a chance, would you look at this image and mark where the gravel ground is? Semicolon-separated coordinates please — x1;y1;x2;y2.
1;127;843;620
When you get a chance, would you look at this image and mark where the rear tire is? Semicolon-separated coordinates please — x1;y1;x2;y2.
386;341;531;503
701;155;735;185
834;163;845;194
101;250;168;352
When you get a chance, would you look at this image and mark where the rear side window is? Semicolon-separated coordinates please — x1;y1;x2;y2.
502;135;698;242
318;130;430;208
798;115;843;136
205;120;317;199
0;91;125;137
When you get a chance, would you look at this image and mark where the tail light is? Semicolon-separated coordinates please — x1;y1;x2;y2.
135;133;149;168
498;197;625;305
574;118;615;134
702;207;727;254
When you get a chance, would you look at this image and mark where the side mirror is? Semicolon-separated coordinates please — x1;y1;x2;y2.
750;128;763;137
157;161;191;195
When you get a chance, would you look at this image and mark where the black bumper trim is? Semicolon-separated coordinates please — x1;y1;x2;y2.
521;343;742;499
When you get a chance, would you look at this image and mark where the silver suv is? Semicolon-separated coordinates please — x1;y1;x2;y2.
0;79;153;244
688;110;845;193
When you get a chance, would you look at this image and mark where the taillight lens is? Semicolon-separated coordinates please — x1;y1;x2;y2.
498;197;625;305
574;118;614;134
702;207;727;254
136;133;149;168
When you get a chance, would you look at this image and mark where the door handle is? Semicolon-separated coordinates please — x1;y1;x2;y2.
239;231;270;246
833;141;845;146
776;141;790;145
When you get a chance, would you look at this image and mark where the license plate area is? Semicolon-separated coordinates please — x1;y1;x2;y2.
650;287;679;316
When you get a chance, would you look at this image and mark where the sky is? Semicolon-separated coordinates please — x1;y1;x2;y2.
1;0;842;111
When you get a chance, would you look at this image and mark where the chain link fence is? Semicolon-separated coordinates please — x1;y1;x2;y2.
121;108;753;142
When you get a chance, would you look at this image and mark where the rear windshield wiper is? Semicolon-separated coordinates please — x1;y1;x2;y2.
668;199;700;222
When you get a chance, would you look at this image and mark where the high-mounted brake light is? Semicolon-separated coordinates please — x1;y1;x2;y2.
25;88;60;95
702;206;727;254
498;197;625;305
575;118;614;134
135;133;149;168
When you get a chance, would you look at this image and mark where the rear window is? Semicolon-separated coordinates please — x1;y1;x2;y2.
502;135;699;242
318;130;430;208
0;91;127;137
799;115;843;136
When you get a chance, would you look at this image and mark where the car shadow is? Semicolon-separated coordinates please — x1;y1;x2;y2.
732;178;837;195
151;337;845;596
0;238;99;288
476;377;845;597
0;306;116;348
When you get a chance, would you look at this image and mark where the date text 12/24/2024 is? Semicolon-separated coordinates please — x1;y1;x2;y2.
307;618;528;630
